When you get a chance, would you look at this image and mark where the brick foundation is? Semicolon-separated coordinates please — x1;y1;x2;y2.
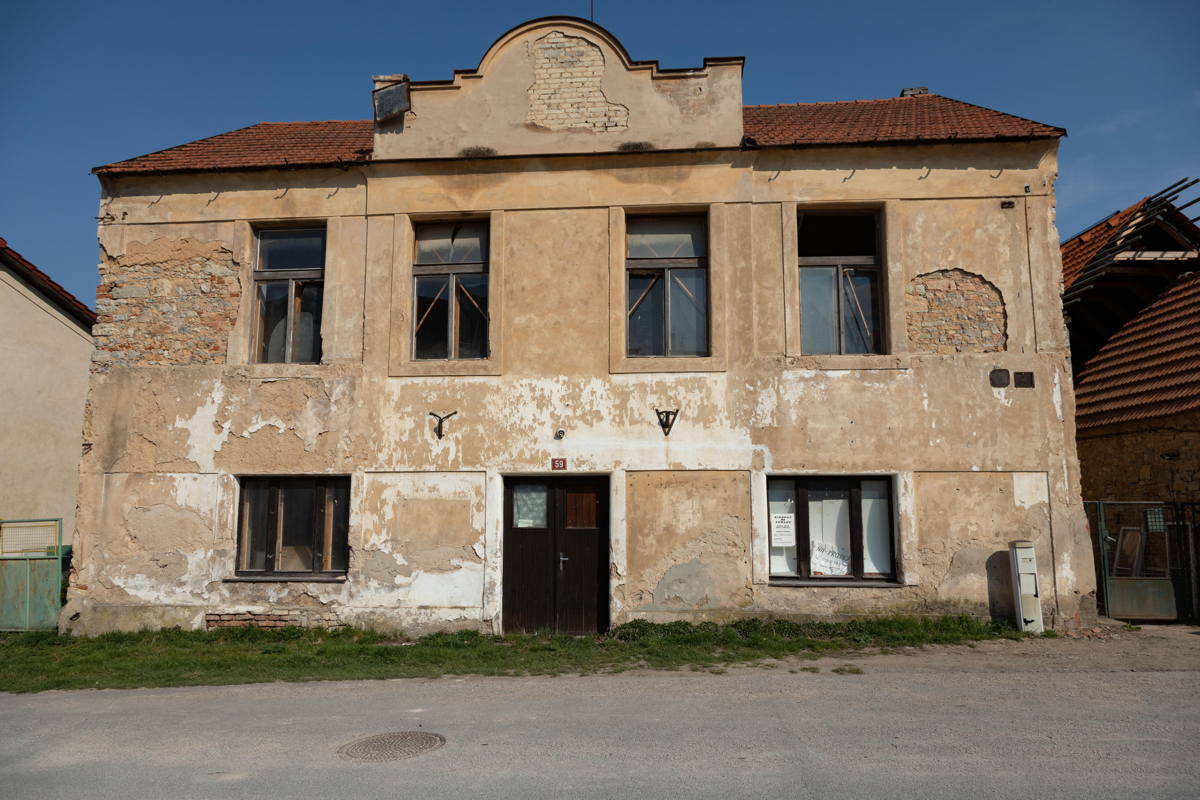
205;610;342;630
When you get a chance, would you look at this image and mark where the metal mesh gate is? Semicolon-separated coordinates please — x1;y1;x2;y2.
0;519;63;630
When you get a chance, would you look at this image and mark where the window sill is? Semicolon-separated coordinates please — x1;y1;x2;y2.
609;353;727;374
225;575;348;584
389;357;501;377
768;578;904;588
780;354;911;371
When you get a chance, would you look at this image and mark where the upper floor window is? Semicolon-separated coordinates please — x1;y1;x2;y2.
798;212;883;354
254;228;325;363
413;221;489;360
626;216;709;357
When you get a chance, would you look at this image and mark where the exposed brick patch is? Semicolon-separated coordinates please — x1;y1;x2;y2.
527;31;629;132
906;269;1006;354
93;238;241;370
204;610;343;630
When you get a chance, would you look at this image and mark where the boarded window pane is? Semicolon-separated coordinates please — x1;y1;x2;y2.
860;480;892;576
456;274;489;359
257;282;289;363
841;270;880;354
627;272;665;356
241;479;271;571
414;275;451;359
800;267;838;355
808;486;851;576
668;268;708;356
327;481;350;572
513;485;548;528
627;217;706;258
259;229;326;270
565;488;598;529
291;281;324;363
798;213;876;258
415;222;488;265
768;479;799;577
278;480;317;572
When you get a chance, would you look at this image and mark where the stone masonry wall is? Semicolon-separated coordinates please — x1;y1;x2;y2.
1077;409;1200;501
93;238;240;370
906;268;1007;354
528;31;629;132
205;610;343;630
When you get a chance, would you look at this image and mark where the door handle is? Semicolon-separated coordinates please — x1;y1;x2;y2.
558;553;569;570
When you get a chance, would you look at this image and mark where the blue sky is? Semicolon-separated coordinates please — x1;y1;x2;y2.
3;0;1197;304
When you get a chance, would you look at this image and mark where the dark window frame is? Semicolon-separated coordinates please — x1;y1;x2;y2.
235;476;350;580
253;227;326;364
768;475;897;584
412;220;491;361
798;211;885;355
625;215;711;358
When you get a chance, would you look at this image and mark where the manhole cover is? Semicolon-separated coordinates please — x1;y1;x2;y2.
337;731;446;762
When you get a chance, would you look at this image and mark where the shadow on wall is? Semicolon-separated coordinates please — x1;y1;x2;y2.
985;550;1016;624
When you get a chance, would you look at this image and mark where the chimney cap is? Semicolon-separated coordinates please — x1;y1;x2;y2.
899;86;929;97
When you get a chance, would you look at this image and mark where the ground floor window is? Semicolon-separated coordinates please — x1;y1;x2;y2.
237;476;350;577
768;476;895;581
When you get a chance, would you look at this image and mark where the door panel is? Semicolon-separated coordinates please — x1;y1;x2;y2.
503;478;608;635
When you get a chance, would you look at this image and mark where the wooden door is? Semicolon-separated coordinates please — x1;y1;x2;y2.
503;477;609;634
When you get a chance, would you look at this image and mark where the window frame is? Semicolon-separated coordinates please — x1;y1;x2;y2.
624;214;711;358
797;211;886;356
235;475;350;580
411;220;491;361
252;227;327;364
767;475;897;584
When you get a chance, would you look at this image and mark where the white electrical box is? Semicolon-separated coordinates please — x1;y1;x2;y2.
1009;540;1044;634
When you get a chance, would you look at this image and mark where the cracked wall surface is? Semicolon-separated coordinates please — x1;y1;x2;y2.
906;268;1007;354
528;31;629;131
67;138;1095;635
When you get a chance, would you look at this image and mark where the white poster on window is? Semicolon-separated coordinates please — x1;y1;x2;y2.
770;513;796;547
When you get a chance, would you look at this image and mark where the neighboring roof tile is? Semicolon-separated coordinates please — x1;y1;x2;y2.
1060;199;1148;290
93;94;1064;175
742;93;1064;147
94;121;374;175
1074;272;1200;429
0;236;97;330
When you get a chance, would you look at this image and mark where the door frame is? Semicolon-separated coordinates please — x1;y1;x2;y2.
496;473;613;634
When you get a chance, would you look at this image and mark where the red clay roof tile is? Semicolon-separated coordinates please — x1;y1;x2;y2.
1074;272;1200;429
1060;199;1149;290
93;94;1064;176
0;236;96;329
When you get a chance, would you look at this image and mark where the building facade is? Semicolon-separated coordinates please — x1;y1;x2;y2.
1;236;95;546
65;17;1094;634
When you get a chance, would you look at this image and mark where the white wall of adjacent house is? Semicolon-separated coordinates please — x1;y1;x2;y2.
0;262;93;546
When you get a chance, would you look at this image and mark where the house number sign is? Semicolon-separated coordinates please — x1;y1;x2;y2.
551;458;567;471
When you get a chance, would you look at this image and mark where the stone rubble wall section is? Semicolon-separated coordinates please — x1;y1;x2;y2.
92;238;241;370
527;31;629;132
205;611;343;630
905;268;1007;354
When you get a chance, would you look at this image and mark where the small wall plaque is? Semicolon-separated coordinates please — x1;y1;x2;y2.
551;458;567;471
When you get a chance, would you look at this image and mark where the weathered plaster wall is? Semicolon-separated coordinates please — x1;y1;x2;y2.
1076;410;1200;501
373;19;743;159
66;138;1095;633
0;263;92;544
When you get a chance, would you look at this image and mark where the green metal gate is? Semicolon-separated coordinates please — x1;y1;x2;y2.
0;519;64;630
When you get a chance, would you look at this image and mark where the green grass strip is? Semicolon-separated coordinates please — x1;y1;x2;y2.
0;615;1019;693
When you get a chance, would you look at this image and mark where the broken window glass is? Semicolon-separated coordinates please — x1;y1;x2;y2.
254;228;326;363
798;213;884;355
413;221;489;360
237;476;351;577
626;216;709;357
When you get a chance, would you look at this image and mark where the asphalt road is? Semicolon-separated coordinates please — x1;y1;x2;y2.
2;657;1198;799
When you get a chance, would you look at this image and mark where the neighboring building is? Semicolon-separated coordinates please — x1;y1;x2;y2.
1063;180;1200;501
1;237;96;544
65;17;1094;635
